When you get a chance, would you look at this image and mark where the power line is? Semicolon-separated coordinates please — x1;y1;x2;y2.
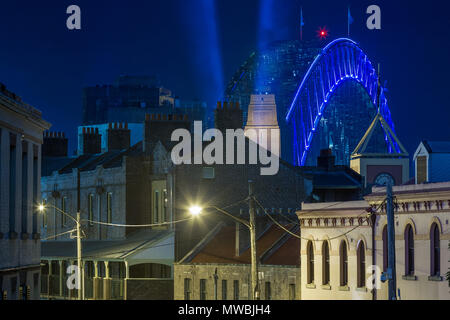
41;229;77;241
81;196;250;228
82;216;193;228
254;196;387;242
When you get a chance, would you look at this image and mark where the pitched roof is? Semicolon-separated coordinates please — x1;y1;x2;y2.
422;140;450;154
186;223;299;266
351;112;408;158
41;141;144;177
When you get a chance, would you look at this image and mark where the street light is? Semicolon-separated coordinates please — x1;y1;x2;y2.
38;203;83;300
187;180;260;300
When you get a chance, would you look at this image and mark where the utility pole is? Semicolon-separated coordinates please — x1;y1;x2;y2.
386;182;397;300
76;211;82;300
248;180;259;300
76;169;83;300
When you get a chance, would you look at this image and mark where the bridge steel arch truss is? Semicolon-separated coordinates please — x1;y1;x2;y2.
285;38;400;166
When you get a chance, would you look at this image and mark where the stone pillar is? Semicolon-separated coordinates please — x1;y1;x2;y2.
103;261;111;300
58;260;63;297
68;259;75;299
124;261;129;300
93;261;101;300
48;260;53;297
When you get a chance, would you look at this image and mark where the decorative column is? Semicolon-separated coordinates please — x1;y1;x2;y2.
48;261;53;297
103;261;111;300
93;261;101;300
58;260;63;298
124;261;129;300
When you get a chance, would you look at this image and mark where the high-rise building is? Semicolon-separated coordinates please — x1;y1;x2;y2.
225;38;400;167
82;75;174;125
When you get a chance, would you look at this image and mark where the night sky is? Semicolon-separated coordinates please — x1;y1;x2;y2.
1;0;450;157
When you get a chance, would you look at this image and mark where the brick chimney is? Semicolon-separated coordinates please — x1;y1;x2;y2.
80;127;101;155
42;131;68;157
215;101;243;132
107;122;130;151
317;148;335;170
143;113;191;154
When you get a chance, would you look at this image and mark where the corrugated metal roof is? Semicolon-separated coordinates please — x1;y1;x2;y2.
41;229;173;260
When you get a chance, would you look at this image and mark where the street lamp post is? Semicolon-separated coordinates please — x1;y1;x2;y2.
38;203;83;300
189;180;260;300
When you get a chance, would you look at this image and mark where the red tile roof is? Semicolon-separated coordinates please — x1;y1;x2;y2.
189;223;299;266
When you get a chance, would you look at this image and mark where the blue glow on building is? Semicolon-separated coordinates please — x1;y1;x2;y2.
286;38;400;166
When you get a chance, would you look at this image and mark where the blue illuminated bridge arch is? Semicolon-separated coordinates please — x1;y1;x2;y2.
285;38;400;166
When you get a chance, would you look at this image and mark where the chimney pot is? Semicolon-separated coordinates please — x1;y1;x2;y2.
217;101;222;109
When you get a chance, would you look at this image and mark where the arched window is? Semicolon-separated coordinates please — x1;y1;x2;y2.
430;223;440;276
306;241;314;284
357;241;366;288
339;241;348;286
382;226;388;272
322;241;330;285
405;224;414;276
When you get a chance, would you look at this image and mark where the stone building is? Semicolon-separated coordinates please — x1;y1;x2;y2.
174;222;300;300
0;83;51;300
297;180;450;300
39;113;189;300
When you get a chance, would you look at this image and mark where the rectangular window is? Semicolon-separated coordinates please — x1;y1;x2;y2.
222;280;227;300
154;190;159;223
289;284;296;300
107;193;112;223
202;167;215;179
88;194;94;226
61;197;67;227
416;156;427;184
265;282;271;300
32;147;38;234
233;280;239;300
9;136;17;233
200;279;207;300
184;278;191;300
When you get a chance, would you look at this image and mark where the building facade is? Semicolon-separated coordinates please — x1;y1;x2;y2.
39;113;189;300
174;223;300;300
297;182;450;300
0;83;50;300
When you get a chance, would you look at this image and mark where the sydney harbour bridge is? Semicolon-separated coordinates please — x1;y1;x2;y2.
225;38;401;166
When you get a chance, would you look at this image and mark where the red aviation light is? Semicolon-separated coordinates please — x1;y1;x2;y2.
317;27;329;40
